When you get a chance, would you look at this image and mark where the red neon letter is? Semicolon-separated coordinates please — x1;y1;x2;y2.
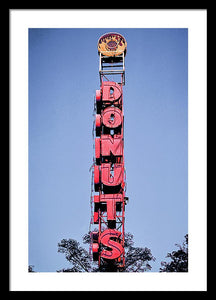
101;163;124;187
100;194;123;220
102;107;122;128
102;81;122;102
100;229;123;259
101;134;123;157
95;138;100;161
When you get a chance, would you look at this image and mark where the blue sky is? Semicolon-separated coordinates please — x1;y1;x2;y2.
28;28;188;272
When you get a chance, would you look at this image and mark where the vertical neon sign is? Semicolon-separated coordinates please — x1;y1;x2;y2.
90;33;128;271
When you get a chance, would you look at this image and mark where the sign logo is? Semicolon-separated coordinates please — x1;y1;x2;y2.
98;33;127;57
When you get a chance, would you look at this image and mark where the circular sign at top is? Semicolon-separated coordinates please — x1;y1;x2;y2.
98;33;127;57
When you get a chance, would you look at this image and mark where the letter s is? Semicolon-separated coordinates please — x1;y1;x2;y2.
100;229;123;260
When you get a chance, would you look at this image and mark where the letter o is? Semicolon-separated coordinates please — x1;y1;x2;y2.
102;107;122;128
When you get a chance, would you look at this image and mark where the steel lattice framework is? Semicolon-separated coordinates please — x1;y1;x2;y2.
90;33;128;272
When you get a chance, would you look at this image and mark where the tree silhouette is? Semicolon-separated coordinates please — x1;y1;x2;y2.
28;265;35;272
159;234;188;272
57;231;155;272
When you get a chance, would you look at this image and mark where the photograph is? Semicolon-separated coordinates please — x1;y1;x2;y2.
10;9;207;291
28;28;188;273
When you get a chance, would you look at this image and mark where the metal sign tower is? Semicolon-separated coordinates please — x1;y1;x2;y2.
90;33;128;272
